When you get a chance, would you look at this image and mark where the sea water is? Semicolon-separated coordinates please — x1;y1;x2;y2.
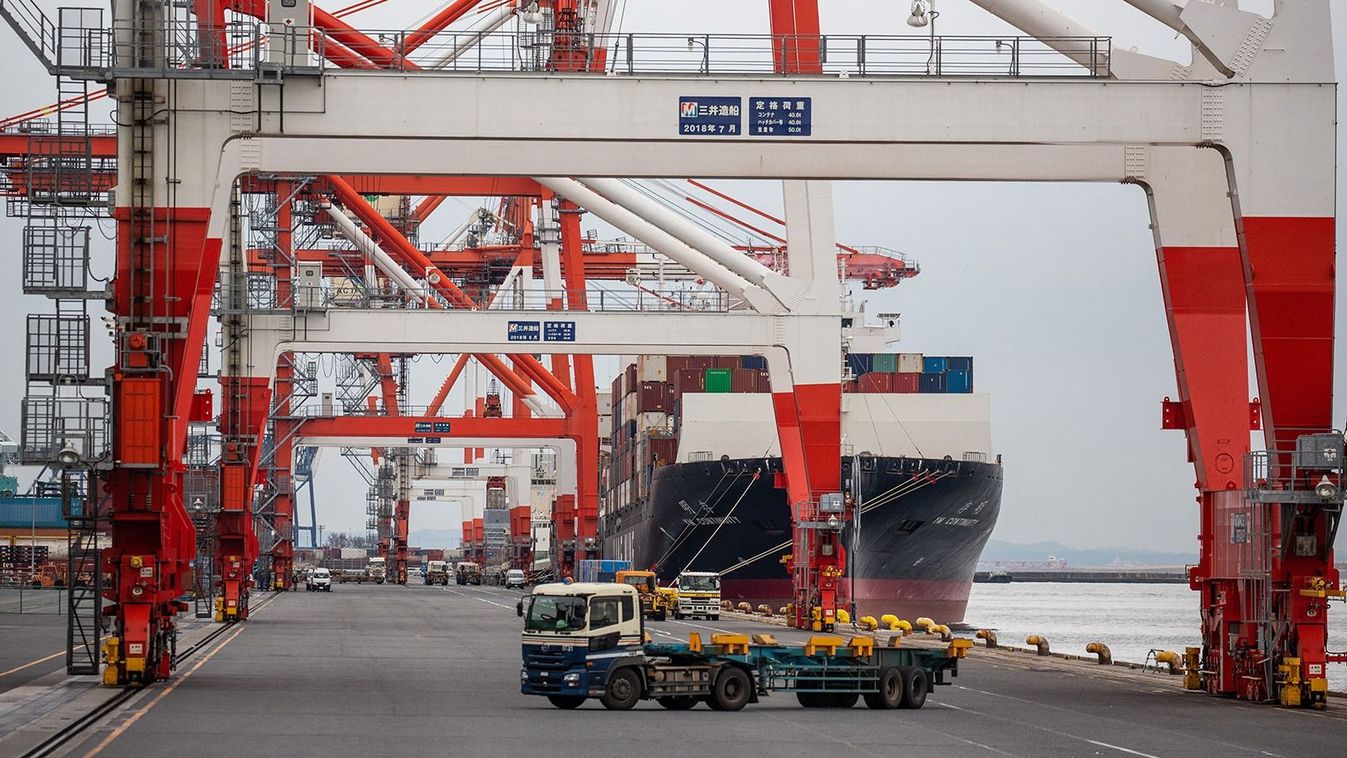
964;582;1347;692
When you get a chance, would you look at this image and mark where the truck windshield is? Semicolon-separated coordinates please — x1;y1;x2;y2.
622;575;654;592
525;595;587;632
678;575;720;592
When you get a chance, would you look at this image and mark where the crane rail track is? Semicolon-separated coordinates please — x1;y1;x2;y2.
19;591;279;758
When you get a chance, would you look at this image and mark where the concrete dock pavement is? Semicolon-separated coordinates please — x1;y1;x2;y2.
1;582;1343;757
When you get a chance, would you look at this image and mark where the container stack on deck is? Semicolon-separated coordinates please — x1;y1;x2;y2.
845;353;973;394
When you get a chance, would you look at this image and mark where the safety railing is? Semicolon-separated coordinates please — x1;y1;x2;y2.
13;13;1111;80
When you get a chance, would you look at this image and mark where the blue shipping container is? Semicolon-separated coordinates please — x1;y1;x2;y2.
922;356;948;374
847;353;873;377
947;356;973;372
946;369;973;393
0;497;65;529
741;355;767;370
919;373;947;393
576;558;631;583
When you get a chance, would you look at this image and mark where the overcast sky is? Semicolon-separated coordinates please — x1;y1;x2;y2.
0;1;1341;555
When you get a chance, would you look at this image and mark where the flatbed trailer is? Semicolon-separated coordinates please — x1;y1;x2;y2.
518;582;970;711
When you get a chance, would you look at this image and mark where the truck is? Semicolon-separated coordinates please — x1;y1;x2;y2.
615;569;676;621
518;582;968;711
674;571;720;620
425;560;449;586
575;559;630;584
305;568;332;592
456;561;483;585
367;557;387;584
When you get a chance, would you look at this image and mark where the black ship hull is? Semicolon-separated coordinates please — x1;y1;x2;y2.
601;455;1002;622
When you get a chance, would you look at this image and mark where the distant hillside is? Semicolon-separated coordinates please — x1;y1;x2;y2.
409;528;461;550
979;540;1194;568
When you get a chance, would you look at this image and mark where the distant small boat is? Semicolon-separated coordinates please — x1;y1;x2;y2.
974;570;1013;584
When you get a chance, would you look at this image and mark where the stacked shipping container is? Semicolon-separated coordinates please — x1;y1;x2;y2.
844;353;973;394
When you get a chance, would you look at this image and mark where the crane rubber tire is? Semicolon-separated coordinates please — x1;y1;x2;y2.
708;666;752;711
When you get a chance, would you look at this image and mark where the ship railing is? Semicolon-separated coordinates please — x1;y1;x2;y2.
10;11;1112;81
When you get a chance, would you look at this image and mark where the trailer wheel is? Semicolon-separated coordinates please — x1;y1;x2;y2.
829;692;859;708
674;612;684;620
899;667;929;709
601;668;642;710
708;667;751;711
547;695;585;709
656;696;697;710
864;667;903;709
795;692;828;708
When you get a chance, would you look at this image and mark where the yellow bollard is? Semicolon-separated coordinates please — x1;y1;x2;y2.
930;624;953;642
975;629;998;648
1153;650;1183;674
1183;647;1202;690
893;618;913;636
736;602;752;614
757;604;774;616
836;609;851;624
879;613;900;630
857;615;879;631
1085;642;1112;665
1025;634;1050;655
916;616;938;633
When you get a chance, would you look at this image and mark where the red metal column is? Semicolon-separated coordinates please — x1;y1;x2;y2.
1156;243;1249;696
107;205;218;683
1243;216;1338;700
216;374;270;621
767;0;821;74
558;200;600;573
271;185;297;591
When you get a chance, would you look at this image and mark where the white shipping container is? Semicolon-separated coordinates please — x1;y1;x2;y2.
638;412;669;433
622;392;638;423
637;354;668;382
340;547;366;560
898;353;924;373
597;391;613;415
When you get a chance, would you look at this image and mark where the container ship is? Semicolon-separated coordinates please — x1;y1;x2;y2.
599;350;1001;623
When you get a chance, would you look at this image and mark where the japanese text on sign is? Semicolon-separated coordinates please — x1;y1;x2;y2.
750;97;812;136
507;321;541;341
678;96;742;136
544;321;576;342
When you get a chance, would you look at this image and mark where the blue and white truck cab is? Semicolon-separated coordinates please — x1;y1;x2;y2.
518;582;647;709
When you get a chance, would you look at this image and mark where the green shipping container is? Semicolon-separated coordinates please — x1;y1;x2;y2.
705;368;733;393
872;353;898;373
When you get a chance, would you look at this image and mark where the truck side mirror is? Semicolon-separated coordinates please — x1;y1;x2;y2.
516;600;524;617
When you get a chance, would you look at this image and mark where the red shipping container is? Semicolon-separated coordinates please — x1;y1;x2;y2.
731;368;758;393
666;356;692;374
895;372;921;393
611;373;624;403
843;380;860;393
715;356;742;370
859;373;893;393
756;369;771;392
624;364;638;395
650;438;678;467
638;381;671;412
685;355;714;371
674;368;705;395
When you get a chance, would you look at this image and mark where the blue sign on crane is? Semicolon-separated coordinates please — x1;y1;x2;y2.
749;97;811;136
678;96;742;136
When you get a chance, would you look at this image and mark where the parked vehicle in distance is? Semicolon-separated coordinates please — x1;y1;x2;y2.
504;569;526;589
456;561;483;585
425;560;450;586
306;568;332;592
674;571;720;620
367;557;387;584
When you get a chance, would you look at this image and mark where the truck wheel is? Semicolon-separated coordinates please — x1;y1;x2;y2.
863;667;903;709
899;667;929;709
547;695;585;709
656;696;697;710
600;668;642;710
708;666;751;712
673;612;684;620
655;610;667;622
710;615;720;622
829;692;859;708
795;692;828;708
